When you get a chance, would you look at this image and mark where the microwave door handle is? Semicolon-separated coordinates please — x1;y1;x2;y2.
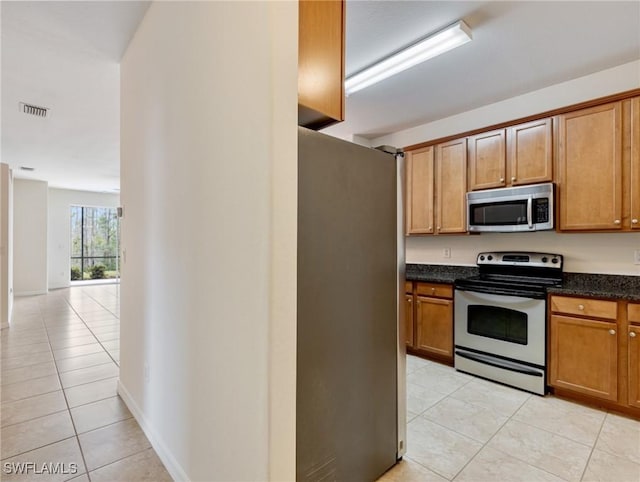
527;195;533;229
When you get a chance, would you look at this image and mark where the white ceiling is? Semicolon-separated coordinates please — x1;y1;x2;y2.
1;1;150;192
324;0;640;141
1;1;639;191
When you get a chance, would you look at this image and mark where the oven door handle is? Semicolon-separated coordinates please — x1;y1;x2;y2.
455;350;543;377
454;285;546;300
527;195;533;229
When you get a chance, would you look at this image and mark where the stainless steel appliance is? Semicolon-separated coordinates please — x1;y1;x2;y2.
454;252;563;395
467;182;554;232
297;127;403;481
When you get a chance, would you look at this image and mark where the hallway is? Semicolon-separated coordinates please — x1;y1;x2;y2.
1;285;170;481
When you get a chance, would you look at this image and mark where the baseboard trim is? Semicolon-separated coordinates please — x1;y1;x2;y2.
14;290;47;297
117;380;190;482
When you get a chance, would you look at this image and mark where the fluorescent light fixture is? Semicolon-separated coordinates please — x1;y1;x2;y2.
345;20;472;96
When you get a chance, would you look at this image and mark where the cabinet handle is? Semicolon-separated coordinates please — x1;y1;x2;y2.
632;219;638;224
437;226;441;231
499;177;505;183
511;177;516;182
578;304;585;310
417;301;421;306
609;329;616;335
407;299;412;303
614;220;621;225
631;332;637;338
428;226;433;231
431;287;436;293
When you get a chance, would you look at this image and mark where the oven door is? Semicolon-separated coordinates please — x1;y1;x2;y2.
454;289;546;366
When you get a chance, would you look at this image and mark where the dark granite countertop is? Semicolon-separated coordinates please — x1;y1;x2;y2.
548;273;640;302
406;263;640;301
405;264;478;284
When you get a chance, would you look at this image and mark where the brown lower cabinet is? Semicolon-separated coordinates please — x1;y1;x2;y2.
549;296;640;416
406;282;453;363
404;294;414;347
628;303;640;409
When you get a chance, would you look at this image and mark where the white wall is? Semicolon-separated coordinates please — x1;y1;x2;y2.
1;163;14;328
48;188;119;289
119;2;297;481
407;232;640;275
372;60;640;274
13;179;48;295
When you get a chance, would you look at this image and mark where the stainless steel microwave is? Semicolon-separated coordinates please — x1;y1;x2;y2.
467;183;554;232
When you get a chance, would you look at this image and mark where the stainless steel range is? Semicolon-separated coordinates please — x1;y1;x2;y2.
454;252;563;395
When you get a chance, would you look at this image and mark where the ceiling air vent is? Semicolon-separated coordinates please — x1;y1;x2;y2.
19;102;49;118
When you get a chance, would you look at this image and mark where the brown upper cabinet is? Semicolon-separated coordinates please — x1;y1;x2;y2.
507;118;553;186
468;119;553;191
405;139;467;235
556;99;639;231
435;139;468;234
468;129;506;190
405;146;435;234
298;0;345;129
631;97;640;231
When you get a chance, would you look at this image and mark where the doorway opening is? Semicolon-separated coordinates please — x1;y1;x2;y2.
70;205;120;283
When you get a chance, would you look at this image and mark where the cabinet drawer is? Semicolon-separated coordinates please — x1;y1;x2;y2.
416;282;452;299
550;296;617;320
405;281;413;294
629;303;640;324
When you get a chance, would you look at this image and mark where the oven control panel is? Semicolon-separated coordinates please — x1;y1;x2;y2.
477;252;563;269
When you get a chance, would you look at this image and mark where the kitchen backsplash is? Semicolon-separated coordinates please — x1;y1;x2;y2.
406;231;640;276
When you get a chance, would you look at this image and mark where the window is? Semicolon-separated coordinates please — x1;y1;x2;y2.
70;206;120;281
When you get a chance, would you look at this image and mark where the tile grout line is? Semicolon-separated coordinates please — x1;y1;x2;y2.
71;297;120;368
57;361;117;377
448;390;539;481
60;298;120;369
0;435;79;464
41;299;93;481
406;356;597;482
510;413;599;448
405;374;487;481
61;286;122;480
578;409;609;481
85;446;153;477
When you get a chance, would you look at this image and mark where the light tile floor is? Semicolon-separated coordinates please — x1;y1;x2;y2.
5;287;640;482
1;284;171;482
380;355;640;482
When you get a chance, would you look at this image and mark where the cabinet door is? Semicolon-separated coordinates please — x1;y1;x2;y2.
549;314;618;401
630;97;640;230
628;325;640;408
406;147;434;234
298;0;345;128
415;296;453;359
507;118;553;186
435;138;467;234
468;129;506;191
557;102;623;231
405;295;414;347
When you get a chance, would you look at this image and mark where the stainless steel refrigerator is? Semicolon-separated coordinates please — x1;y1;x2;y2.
297;127;406;481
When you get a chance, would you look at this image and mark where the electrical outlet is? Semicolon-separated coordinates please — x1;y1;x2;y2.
635;249;640;265
443;248;451;258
